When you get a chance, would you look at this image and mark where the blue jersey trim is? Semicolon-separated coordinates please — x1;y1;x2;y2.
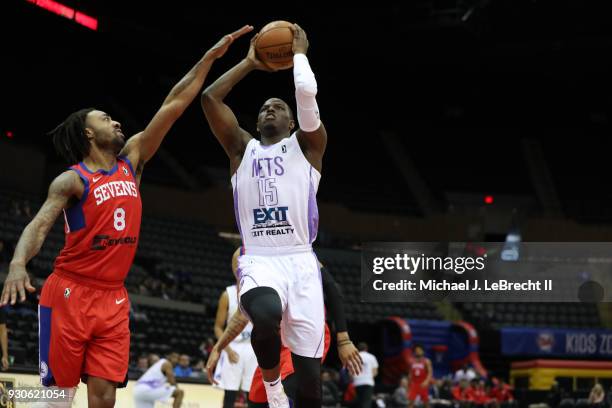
64;167;89;232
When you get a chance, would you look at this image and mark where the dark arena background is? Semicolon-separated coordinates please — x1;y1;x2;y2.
1;0;612;406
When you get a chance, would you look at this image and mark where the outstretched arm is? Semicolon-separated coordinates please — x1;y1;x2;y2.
121;25;253;180
1;171;82;305
292;24;327;173
201;33;275;174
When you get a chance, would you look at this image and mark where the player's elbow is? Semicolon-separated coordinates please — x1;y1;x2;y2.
295;81;317;98
201;88;219;108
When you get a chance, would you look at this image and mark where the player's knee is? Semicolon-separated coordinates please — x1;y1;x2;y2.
174;388;184;398
241;287;282;334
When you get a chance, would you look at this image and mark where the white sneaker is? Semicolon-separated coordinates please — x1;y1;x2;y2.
267;388;290;408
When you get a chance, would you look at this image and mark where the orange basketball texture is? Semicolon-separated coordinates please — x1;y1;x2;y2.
255;21;294;70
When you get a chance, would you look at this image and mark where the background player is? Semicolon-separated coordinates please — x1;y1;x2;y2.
213;248;257;407
352;342;379;408
201;23;326;408
0;25;253;408
408;344;433;408
133;351;184;408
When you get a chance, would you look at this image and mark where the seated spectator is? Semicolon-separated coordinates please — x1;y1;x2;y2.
588;383;605;407
391;376;409;408
191;359;206;379
173;354;192;377
491;378;516;408
454;364;477;383
431;378;453;407
452;379;471;408
467;379;495;408
136;355;149;375
199;337;215;360
148;353;160;366
322;370;341;408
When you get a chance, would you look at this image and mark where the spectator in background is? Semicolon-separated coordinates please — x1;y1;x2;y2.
454;363;477;383
199;337;215;361
136;355;149;375
452;379;471;408
492;379;516;408
391;376;409;408
352;342;379;408
431;378;453;407
322;370;341;408
468;379;495;408
588;383;605;407
0;307;8;370
191;359;206;379
148;353;161;366
174;354;192;377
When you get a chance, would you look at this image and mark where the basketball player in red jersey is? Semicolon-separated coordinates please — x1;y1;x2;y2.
0;25;253;408
408;344;433;408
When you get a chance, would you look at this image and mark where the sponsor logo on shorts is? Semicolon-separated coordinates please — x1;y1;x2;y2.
91;235;138;250
64;288;71;299
115;298;126;305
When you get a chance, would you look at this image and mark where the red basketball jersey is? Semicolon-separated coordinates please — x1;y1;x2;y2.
410;359;428;384
53;156;141;287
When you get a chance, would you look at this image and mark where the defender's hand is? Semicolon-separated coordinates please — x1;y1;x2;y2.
205;25;254;60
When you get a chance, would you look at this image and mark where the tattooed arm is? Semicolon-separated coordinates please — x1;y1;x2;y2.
120;25;253;184
206;310;249;384
1;171;82;305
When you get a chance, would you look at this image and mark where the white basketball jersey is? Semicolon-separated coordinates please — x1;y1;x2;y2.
137;358;168;388
232;133;321;253
226;285;253;344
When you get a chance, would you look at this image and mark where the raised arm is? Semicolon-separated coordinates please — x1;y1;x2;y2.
201;34;274;173
292;24;327;173
1;171;82;305
120;25;253;180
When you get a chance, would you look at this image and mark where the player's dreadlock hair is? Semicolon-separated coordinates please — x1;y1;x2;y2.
49;108;95;164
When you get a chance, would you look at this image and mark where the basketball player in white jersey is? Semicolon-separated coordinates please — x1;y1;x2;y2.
201;24;325;408
133;352;184;408
214;248;257;407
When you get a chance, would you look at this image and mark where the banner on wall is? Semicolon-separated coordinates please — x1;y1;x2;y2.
501;327;612;357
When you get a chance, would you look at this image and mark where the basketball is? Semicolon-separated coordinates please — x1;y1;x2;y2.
255;20;295;70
